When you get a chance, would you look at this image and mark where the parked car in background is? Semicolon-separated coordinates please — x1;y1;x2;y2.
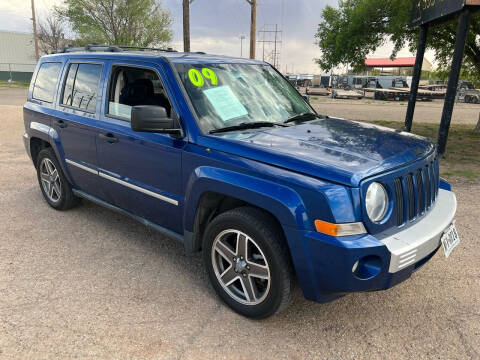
457;81;480;103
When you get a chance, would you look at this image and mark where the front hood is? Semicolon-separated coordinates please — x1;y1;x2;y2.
203;118;434;186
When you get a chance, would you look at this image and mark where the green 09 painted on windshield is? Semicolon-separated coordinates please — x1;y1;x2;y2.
188;68;218;87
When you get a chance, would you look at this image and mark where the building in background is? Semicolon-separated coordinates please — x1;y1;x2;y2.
364;57;433;76
0;31;37;82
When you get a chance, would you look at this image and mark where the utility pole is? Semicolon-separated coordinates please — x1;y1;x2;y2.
262;25;265;61
30;0;39;61
183;0;195;52
257;24;282;67
273;24;277;67
245;0;257;59
240;35;246;57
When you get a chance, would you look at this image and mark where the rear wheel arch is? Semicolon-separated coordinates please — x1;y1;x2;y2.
30;137;51;168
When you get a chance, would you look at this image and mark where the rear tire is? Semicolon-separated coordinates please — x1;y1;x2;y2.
36;148;80;210
203;207;294;319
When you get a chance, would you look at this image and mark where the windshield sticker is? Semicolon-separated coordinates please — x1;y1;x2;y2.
203;85;248;121
188;69;204;87
201;68;218;85
188;67;218;87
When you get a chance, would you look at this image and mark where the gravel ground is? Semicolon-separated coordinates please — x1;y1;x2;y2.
310;97;480;125
2;88;479;125
0;89;27;106
1;104;479;359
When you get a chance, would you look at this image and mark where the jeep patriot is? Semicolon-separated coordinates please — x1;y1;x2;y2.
23;46;459;318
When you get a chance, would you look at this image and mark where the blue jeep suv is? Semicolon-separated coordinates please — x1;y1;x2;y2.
23;46;459;318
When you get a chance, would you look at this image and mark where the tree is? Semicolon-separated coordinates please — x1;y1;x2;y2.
314;0;480;78
37;14;70;54
56;0;172;47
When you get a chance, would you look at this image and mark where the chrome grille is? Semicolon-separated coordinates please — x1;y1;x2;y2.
393;157;439;226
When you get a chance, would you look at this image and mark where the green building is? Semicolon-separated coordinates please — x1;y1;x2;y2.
0;31;37;83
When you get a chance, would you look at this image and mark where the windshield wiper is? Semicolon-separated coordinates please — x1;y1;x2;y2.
209;121;286;134
283;112;324;124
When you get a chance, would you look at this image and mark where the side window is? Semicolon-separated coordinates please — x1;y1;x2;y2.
106;66;172;121
32;62;62;103
62;63;78;105
61;63;102;112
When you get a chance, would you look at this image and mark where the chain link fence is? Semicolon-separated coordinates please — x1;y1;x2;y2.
0;63;36;83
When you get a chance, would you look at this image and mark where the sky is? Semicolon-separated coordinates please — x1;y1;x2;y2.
0;0;434;73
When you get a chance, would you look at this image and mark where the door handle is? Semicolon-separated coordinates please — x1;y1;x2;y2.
99;133;118;143
56;119;67;128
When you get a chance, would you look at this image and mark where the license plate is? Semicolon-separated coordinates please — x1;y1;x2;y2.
441;223;460;258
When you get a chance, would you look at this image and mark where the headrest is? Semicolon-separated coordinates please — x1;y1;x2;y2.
120;78;154;104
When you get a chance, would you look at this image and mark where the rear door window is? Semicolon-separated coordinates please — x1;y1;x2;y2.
61;63;102;112
32;62;62;103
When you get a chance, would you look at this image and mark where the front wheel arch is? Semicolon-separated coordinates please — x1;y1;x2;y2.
202;206;295;318
190;191;291;254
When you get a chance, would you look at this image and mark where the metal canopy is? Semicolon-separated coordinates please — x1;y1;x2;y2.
411;0;470;27
405;0;480;154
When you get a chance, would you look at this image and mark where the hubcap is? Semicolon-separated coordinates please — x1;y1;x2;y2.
40;158;61;203
211;229;270;305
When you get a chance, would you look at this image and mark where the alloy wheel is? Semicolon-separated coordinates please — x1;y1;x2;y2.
40;158;62;203
211;229;271;305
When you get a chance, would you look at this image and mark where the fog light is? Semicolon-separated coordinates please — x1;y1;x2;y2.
352;255;382;280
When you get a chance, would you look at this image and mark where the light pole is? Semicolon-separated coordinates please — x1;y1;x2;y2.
239;35;246;57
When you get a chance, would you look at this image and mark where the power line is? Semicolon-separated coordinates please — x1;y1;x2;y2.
257;24;282;68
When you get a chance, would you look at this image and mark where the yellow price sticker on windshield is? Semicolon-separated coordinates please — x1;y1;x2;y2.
188;67;218;87
188;69;204;87
202;68;218;85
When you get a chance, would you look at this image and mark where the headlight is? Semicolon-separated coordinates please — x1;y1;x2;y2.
365;182;388;222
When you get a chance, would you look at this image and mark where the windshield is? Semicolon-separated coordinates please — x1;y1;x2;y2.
175;63;313;133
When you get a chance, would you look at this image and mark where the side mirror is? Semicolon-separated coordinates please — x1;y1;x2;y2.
131;105;183;137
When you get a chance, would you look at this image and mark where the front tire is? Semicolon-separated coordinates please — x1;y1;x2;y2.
203;207;294;319
36;148;80;210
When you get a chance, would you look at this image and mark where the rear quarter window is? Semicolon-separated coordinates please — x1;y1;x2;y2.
32;62;62;103
61;63;103;112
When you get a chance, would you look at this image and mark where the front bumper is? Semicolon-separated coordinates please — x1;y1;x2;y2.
286;189;457;303
382;189;456;272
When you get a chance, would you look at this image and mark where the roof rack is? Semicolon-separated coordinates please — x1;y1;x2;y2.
51;43;177;54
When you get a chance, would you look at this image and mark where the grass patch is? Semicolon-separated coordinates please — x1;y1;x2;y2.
0;80;29;89
442;169;479;180
365;120;480;182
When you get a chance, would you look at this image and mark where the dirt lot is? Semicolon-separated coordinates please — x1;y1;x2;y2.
310;96;480;125
1;100;479;359
0;89;28;106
